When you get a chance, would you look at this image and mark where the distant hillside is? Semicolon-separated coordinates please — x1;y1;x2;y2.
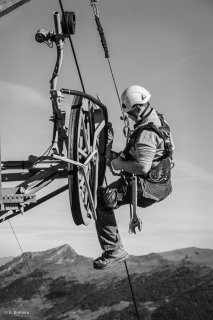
0;256;13;266
0;245;212;320
158;247;213;267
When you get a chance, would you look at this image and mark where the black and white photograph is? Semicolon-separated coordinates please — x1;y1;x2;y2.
0;0;213;319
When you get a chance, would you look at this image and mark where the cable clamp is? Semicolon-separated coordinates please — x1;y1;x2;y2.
90;0;99;17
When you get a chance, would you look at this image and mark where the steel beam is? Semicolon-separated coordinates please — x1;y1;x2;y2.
0;0;31;18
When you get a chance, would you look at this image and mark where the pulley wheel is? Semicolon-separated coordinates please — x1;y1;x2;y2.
61;11;76;35
68;96;107;226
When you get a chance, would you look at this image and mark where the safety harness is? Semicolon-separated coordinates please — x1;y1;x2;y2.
120;111;174;183
106;112;174;234
105;112;174;233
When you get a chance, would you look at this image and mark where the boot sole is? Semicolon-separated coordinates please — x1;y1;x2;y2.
93;252;129;270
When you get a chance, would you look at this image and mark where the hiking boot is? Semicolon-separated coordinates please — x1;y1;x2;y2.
93;248;129;269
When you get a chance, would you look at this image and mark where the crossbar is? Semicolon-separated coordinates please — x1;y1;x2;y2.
0;184;68;223
52;154;97;220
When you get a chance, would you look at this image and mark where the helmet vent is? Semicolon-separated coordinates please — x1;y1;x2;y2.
142;94;146;100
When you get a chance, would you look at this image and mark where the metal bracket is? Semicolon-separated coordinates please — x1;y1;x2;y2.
0;187;36;212
50;90;64;104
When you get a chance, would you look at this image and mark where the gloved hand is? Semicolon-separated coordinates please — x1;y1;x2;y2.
111;156;123;171
105;122;114;166
105;122;122;176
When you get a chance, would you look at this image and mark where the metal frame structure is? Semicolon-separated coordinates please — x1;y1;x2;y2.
0;11;108;224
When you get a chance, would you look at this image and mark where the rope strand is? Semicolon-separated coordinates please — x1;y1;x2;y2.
90;0;130;134
8;219;47;312
124;260;140;320
107;58;120;104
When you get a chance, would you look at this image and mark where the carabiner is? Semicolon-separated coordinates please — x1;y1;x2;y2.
123;125;130;138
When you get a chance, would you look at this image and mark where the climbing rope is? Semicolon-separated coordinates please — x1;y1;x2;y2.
90;0;130;139
124;260;140;320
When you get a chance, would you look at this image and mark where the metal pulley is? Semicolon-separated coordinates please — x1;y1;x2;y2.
61;11;76;35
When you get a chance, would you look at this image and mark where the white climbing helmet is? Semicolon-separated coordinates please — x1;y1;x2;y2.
121;85;151;113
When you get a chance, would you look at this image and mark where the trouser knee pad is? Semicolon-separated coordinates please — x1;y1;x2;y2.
97;186;118;210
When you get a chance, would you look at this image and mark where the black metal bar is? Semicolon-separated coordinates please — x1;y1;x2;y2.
16;164;62;191
0;139;2;204
1;159;61;170
61;89;108;123
0;184;69;224
0;0;31;18
1;170;68;182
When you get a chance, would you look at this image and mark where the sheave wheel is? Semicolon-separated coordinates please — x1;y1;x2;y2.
68;95;107;225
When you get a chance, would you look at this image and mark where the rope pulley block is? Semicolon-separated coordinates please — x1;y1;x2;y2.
61;11;76;35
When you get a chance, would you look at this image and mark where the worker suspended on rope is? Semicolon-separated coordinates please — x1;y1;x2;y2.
94;85;175;269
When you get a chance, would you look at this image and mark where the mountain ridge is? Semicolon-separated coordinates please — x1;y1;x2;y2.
1;244;212;287
1;244;213;270
0;244;212;320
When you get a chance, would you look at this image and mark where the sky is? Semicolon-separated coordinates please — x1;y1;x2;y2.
0;0;213;259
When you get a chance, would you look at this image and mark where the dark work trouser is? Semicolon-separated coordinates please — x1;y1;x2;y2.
95;177;157;252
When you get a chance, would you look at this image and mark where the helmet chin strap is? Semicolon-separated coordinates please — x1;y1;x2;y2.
127;104;153;124
137;104;153;122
